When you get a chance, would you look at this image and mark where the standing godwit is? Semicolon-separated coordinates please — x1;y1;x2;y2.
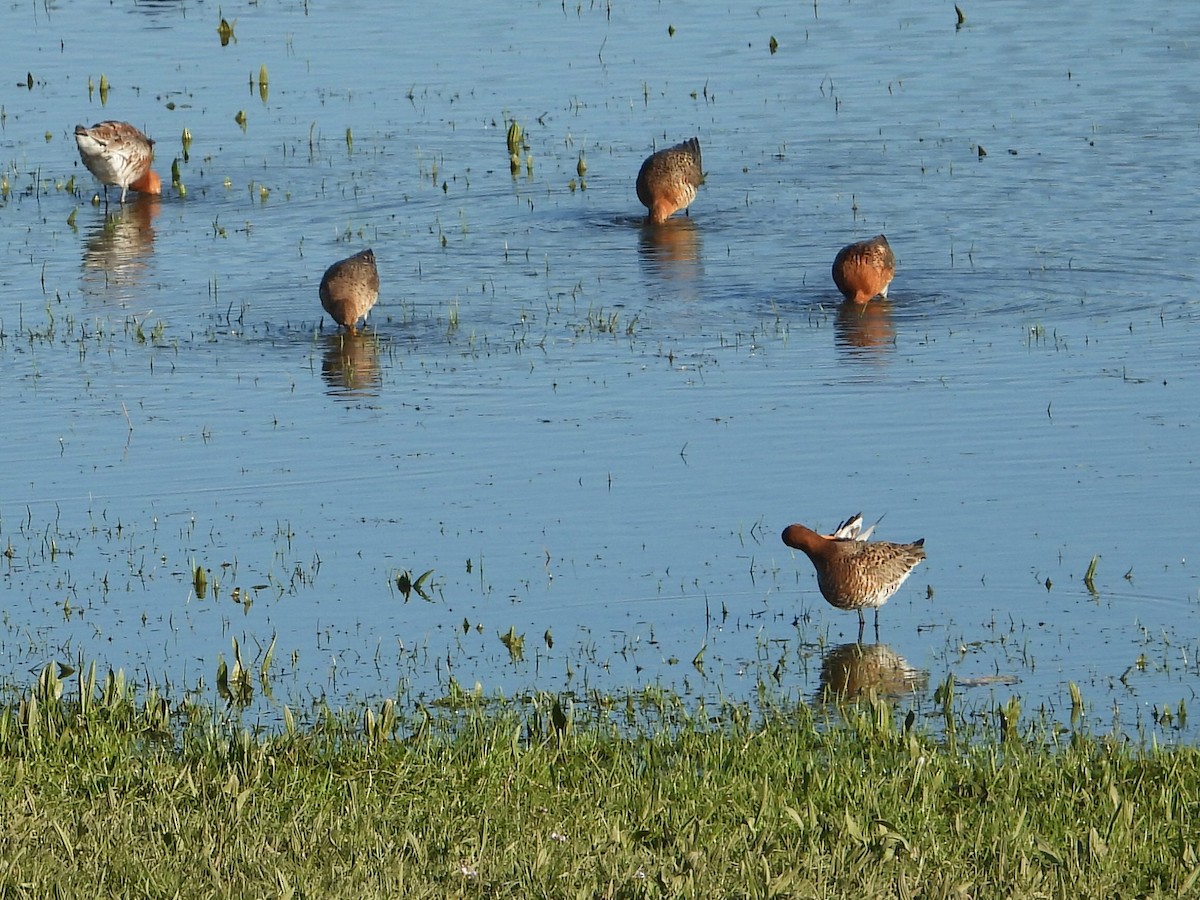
74;121;161;205
319;249;380;335
832;235;895;304
636;137;704;224
782;512;925;640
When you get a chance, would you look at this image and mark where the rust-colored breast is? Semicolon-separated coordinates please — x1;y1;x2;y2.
636;137;704;224
783;517;924;613
832;234;895;304
74;121;160;197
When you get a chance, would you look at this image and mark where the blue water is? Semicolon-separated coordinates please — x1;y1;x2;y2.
0;0;1197;740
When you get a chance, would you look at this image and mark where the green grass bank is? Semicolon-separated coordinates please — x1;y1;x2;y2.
1;665;1198;898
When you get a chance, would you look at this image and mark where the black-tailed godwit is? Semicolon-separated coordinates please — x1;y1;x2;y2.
782;512;925;640
74;121;161;205
319;249;380;335
636;137;704;225
832;235;895;304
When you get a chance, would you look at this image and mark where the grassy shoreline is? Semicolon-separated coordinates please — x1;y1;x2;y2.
1;665;1198;897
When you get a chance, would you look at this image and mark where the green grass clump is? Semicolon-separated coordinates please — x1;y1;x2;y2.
1;665;1199;897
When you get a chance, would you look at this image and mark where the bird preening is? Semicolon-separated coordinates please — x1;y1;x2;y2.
74;120;161;206
782;512;925;642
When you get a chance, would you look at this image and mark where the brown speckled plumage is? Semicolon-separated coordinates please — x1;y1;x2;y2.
74;121;161;205
636;137;704;224
319;249;380;334
832;234;895;304
782;512;925;639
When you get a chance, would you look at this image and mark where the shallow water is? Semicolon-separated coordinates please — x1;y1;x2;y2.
1;0;1198;739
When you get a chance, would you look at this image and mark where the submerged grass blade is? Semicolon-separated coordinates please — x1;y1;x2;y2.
1084;554;1100;594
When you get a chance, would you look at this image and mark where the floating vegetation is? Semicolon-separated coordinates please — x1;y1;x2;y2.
215;636;253;705
506;118;526;176
98;73;109;105
769;35;779;54
394;568;435;602
235;109;248;130
229;585;255;613
500;625;525;662
1084;553;1101;594
192;561;208;599
216;15;236;46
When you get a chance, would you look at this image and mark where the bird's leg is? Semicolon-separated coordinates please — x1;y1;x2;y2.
873;609;881;642
856;610;866;645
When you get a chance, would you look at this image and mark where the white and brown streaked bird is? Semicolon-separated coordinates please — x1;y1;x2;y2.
636;137;704;225
74;121;161;205
782;512;925;640
832;234;895;304
319;249;380;335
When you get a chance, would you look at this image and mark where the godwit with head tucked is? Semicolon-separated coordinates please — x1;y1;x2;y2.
782;512;925;640
832;234;895;304
74;121;161;205
319;249;380;335
636;137;704;224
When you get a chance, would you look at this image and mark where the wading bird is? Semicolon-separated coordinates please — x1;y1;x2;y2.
319;249;380;335
832;235;895;304
782;512;925;641
74;121;161;205
636;137;704;225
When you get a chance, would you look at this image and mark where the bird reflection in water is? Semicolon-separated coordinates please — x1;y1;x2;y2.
817;641;926;703
80;198;159;299
834;299;895;359
637;217;702;283
321;332;381;399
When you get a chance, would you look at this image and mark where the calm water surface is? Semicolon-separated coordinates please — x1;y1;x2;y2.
1;0;1198;739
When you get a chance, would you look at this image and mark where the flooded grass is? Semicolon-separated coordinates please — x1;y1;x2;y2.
2;666;1199;896
3;0;1200;752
